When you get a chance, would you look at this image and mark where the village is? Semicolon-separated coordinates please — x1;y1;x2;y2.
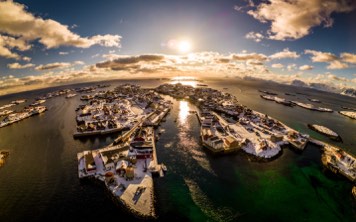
156;83;309;159
76;84;172;218
74;84;172;137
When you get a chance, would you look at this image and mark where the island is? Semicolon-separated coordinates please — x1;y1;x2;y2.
338;111;356;120
260;94;294;106
76;84;170;219
291;101;333;112
73;84;171;137
157;83;309;159
307;124;342;142
77;126;162;219
0;106;47;128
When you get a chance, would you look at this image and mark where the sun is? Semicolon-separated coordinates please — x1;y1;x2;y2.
178;40;192;53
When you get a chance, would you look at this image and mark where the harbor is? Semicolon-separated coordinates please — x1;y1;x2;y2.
0;79;355;221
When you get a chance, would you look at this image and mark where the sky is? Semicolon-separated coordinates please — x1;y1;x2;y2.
0;0;356;95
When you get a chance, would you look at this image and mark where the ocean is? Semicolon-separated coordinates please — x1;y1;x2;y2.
0;78;355;221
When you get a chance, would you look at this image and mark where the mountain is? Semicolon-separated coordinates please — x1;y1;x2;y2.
341;88;356;98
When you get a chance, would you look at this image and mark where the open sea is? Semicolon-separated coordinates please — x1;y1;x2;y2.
0;78;355;221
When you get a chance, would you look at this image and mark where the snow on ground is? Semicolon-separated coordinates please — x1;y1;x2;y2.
339;111;356;120
228;122;281;158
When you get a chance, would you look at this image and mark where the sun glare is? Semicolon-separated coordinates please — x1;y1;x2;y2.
178;41;191;53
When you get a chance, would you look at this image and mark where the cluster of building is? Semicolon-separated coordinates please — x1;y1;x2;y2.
76;84;173;218
156;83;309;158
74;84;171;137
78;125;164;218
0;106;47;128
322;145;356;183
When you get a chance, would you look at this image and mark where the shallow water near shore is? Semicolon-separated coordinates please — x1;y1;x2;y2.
0;78;355;221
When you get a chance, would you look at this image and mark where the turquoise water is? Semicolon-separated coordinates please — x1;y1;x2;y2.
0;78;355;221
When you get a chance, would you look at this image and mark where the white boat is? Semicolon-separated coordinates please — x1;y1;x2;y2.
161;163;167;172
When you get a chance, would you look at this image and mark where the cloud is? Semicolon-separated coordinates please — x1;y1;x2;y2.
0;1;121;60
247;0;355;40
232;53;267;61
305;49;350;69
287;64;297;71
299;65;313;71
0;51;355;96
245;32;264;42
340;53;356;64
304;50;337;62
270;48;299;59
35;62;71;71
326;60;349;70
271;63;284;69
0;35;31;60
7;62;35;69
74;61;85;65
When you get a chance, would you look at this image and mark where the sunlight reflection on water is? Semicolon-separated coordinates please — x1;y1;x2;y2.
178;100;189;124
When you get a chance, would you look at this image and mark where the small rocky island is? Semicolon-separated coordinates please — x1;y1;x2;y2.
338;111;356;120
0;150;10;168
307;124;342;142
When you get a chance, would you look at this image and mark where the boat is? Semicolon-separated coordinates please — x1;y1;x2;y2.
11;99;26;104
0;150;10;168
258;90;278;95
308;98;321;103
197;84;208;87
65;93;77;98
30;99;46;106
161;163;167;172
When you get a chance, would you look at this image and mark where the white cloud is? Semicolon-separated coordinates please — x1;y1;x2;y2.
327;60;349;70
247;0;355;40
305;49;351;69
271;63;284;69
232;53;267;61
35;62;71;71
270;48;299;59
340;52;356;64
1;51;355;96
245;32;264;42
7;62;35;69
287;64;297;71
74;61;85;65
0;1;121;60
299;65;313;71
304;50;337;62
